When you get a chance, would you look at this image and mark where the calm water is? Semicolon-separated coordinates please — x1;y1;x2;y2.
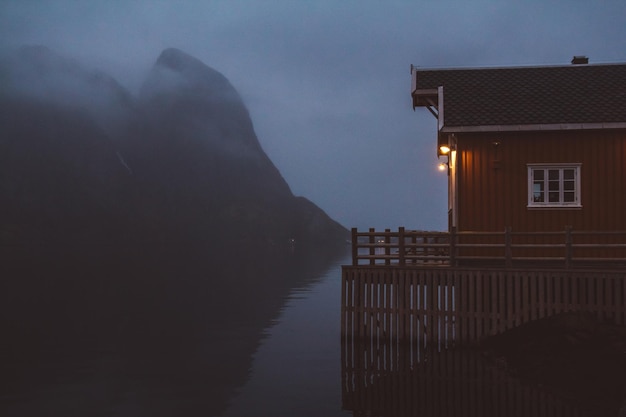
1;248;623;416
219;255;351;417
0;247;350;416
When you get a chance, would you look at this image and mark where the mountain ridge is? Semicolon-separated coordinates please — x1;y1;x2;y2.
0;46;348;250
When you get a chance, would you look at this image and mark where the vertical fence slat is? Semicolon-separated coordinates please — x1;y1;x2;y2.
468;271;475;343
529;272;537;321
537;271;545;320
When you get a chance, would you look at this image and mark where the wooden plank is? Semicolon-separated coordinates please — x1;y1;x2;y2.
506;270;515;330
347;270;354;338
416;272;423;349
529;271;537;320
437;271;445;346
384;276;392;374
622;275;626;325
341;270;347;338
478;271;487;340
385;270;392;341
403;270;410;341
468;271;476;343
353;272;361;340
513;272;524;326
537;271;545;319
491;272;498;336
426;270;434;348
545;271;553;317
554;273;562;314
498;271;506;333
365;271;372;339
410;271;416;346
522;272;530;325
571;273;578;313
588;274;596;311
565;271;574;312
371;270;378;339
452;271;460;344
605;274;613;322
482;272;490;339
388;271;394;346
463;270;471;345
446;271;453;345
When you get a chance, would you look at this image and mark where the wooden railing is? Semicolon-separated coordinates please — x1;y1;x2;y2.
351;227;626;268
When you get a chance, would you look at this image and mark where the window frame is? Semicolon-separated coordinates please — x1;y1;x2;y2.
527;163;582;208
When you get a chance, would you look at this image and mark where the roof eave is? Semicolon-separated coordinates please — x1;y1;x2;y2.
440;122;626;133
412;88;438;108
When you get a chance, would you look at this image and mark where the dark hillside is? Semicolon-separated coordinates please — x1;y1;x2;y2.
0;46;348;248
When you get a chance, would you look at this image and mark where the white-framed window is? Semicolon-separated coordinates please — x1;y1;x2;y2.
527;164;581;208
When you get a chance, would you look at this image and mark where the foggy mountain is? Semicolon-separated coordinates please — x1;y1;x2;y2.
0;46;348;250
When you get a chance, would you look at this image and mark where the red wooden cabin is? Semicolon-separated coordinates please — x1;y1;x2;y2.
411;57;626;265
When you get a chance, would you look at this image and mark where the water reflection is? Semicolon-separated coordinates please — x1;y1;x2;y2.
219;256;352;417
341;339;594;417
0;245;347;416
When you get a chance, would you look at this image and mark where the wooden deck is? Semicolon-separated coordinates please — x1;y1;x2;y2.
345;227;626;346
341;258;626;415
342;266;626;346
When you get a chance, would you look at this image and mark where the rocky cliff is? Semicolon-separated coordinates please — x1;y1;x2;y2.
0;46;348;251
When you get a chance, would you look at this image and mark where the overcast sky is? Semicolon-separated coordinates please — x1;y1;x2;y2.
2;1;625;231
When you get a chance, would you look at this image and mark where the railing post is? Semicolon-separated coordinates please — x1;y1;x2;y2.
565;225;572;269
505;226;512;268
398;227;405;266
411;233;417;265
384;228;391;266
351;227;358;266
369;228;375;266
450;227;457;266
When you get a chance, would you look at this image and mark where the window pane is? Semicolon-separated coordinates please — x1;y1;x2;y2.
533;169;544;180
548;181;560;191
548;170;559;180
533;182;544;202
564;181;574;191
563;192;575;202
563;169;575;180
548;191;560;202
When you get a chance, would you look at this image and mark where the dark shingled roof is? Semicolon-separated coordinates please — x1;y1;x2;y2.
412;63;626;129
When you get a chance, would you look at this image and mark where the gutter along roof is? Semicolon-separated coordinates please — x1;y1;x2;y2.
411;62;626;132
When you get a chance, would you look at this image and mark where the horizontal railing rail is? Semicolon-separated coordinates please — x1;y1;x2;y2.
351;227;626;268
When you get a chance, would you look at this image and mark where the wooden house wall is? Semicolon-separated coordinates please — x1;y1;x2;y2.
455;129;626;259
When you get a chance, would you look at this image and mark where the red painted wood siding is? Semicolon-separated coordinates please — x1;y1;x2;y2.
455;130;626;258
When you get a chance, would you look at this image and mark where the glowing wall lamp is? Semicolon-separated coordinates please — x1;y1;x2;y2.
439;145;451;155
437;134;455;173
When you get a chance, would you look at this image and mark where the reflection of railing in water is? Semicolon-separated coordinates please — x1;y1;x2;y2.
341;339;594;417
341;267;626;346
